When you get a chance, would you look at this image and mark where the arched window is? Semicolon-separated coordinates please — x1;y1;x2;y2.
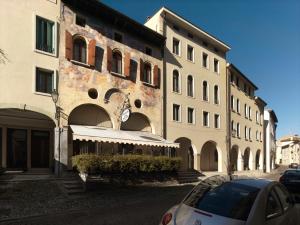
173;70;179;92
73;37;87;63
203;81;208;101
187;75;194;97
112;50;122;74
214;85;219;104
143;62;152;84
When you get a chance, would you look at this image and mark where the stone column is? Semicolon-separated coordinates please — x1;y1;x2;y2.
54;126;69;175
266;123;271;173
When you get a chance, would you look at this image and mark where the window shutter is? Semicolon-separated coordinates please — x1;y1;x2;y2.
88;39;96;66
107;46;112;72
153;65;160;87
139;59;144;82
65;30;73;60
124;52;131;77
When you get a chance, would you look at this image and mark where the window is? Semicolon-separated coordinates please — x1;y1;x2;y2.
231;95;235;110
75;15;86;27
187;45;194;62
214;85;219;104
214;114;220;128
203;81;208;101
274;185;290;212
249;128;252;140
231;121;236;136
173;104;180;121
236;77;240;88
173;38;180;55
143;63;152;84
231;74;235;83
36;16;55;54
256;111;259;123
266;190;282;219
237;98;240;113
145;47;152;56
114;32;123;43
187;107;195;124
187;75;194;97
35;68;54;94
202;53;208;68
237;123;240;137
112;51;122;74
256;131;259;140
203;111;209;127
244;104;248;118
73;37;87;63
260;132;262;141
244;83;247;93
172;70;180;93
245;126;248;139
249;107;252;119
214;58;219;73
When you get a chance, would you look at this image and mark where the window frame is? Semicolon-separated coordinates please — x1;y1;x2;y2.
172;37;181;56
111;50;123;75
203;81;209;102
214;114;220;129
172;103;181;122
34;14;57;57
172;69;181;93
202;52;209;69
203;111;210;127
34;66;56;96
72;36;88;64
187;44;194;62
187;107;195;124
143;62;152;84
214;58;219;74
187;75;194;97
214;85;220;105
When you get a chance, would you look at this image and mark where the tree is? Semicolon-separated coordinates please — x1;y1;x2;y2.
0;48;8;64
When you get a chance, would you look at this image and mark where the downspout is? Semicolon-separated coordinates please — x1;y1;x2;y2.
162;12;167;140
226;64;232;177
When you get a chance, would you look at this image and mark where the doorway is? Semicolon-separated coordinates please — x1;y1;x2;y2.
7;128;27;169
31;130;50;168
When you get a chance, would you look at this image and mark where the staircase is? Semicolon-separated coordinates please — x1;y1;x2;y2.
177;170;203;184
61;172;85;195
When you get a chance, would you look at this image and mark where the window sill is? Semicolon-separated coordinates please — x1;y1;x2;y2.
172;53;181;58
70;60;91;68
172;120;182;123
202;66;209;70
172;91;182;95
202;99;209;103
187;95;195;99
142;82;156;88
111;71;126;78
34;49;57;58
203;125;210;128
187;59;195;63
34;91;52;97
187;122;196;126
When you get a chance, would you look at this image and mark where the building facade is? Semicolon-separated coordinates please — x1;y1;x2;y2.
145;7;231;172
276;135;300;166
264;109;278;172
0;0;60;171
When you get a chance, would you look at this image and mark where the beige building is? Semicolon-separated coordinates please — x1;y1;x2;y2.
57;0;178;171
0;0;60;170
276;135;300;166
146;7;231;172
227;64;266;172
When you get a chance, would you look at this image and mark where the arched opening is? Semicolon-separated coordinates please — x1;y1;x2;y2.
244;148;253;170
255;150;261;170
0;108;55;169
73;37;87;63
187;75;194;97
120;112;152;133
200;141;219;172
230;145;239;171
68;104;112;127
112;50;122;74
174;137;194;171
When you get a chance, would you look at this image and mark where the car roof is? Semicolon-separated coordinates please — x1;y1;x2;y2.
230;178;273;189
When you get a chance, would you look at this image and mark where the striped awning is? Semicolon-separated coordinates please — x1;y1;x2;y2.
70;125;179;148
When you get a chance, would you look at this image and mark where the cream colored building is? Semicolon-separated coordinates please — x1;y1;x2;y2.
227;64;266;172
276;135;300;165
0;0;60;170
146;7;231;172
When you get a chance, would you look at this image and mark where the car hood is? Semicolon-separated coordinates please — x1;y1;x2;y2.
174;204;246;225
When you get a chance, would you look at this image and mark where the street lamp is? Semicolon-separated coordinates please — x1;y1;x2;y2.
51;89;61;177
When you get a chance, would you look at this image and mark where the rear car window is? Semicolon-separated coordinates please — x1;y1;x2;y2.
284;170;300;176
183;181;259;221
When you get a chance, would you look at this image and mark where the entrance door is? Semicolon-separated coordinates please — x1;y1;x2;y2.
31;130;50;168
188;147;194;170
7;129;27;169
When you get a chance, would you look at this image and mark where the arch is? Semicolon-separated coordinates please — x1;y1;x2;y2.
172;70;180;92
68;104;112;128
104;88;124;103
112;49;122;74
174;137;196;170
243;147;253;170
200;141;221;172
255;149;262;170
120;112;152;133
187;75;194;97
73;36;87;63
143;62;152;84
230;145;239;171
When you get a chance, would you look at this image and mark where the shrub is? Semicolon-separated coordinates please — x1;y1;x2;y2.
72;154;181;174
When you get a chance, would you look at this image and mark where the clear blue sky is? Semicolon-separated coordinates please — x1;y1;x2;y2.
102;0;300;138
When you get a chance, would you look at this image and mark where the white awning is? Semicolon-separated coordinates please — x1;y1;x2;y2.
70;125;179;148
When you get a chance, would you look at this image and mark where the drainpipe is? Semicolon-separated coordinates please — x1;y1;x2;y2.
226;64;232;177
162;12;167;140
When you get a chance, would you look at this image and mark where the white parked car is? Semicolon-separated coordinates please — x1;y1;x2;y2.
160;175;300;225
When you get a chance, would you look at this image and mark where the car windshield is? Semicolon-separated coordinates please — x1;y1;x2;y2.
183;180;259;221
284;170;300;176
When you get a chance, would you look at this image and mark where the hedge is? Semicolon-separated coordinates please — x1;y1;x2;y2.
72;154;181;174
